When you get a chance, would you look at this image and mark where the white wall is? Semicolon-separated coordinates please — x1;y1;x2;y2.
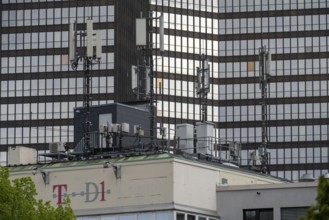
9;154;289;218
217;183;317;220
10;160;174;215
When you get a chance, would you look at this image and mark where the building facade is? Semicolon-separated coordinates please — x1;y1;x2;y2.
150;0;329;181
217;182;317;220
0;0;148;163
1;0;329;181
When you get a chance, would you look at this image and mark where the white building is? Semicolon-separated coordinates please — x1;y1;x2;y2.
9;152;291;220
217;182;317;220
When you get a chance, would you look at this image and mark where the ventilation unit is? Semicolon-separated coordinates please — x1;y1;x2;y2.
49;142;65;153
196;122;215;155
176;124;194;154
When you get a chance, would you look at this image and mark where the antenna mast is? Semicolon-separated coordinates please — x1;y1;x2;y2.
258;45;271;174
134;12;164;147
69;19;102;155
196;54;210;122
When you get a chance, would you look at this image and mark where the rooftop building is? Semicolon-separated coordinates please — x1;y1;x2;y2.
9;153;289;219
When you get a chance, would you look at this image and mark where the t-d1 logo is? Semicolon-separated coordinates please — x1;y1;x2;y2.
52;181;111;204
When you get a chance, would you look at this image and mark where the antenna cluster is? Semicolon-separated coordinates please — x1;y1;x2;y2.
69;19;102;70
196;54;210;122
99;122;130;151
132;12;164;147
69;19;103;155
255;45;271;174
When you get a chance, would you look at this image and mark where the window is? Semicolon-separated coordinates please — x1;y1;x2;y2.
177;213;185;220
137;213;153;220
243;209;273;220
119;215;134;220
187;215;195;220
281;207;308;220
156;212;173;220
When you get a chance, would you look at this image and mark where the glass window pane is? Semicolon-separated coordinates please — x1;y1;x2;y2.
119;215;134;220
100;216;116;220
176;213;185;220
156;212;173;220
138;213;152;220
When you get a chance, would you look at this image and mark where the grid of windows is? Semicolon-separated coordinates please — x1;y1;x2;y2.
152;0;329;180
1;6;115;27
155;58;329;78
0;1;118;154
243;209;273;220
151;0;328;12
3;0;69;3
1;53;114;74
1;126;73;145
1;29;114;51
0;77;114;98
76;211;218;220
1;0;329;181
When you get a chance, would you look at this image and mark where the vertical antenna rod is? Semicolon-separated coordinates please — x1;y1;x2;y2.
258;45;271;174
134;12;164;148
148;11;157;147
196;54;210;122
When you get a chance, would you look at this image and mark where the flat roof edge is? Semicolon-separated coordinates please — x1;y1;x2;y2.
217;181;318;192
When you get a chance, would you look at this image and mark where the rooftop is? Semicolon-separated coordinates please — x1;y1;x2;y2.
8;152;289;183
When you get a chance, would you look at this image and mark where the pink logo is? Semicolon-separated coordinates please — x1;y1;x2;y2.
52;181;110;204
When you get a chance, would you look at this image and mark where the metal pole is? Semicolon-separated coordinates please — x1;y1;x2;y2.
195;54;210;123
259;45;270;174
84;58;92;153
148;12;156;148
149;55;156;146
201;54;207;122
201;54;205;122
70;19;101;156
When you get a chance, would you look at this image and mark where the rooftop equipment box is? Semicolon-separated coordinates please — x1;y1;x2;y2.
8;146;37;165
196;122;215;155
176;124;194;154
74;103;150;149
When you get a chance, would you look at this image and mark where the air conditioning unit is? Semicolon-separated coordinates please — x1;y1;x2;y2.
49;142;65;153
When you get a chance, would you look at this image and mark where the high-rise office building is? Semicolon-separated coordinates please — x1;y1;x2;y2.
150;0;329;180
1;0;328;181
0;0;148;163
